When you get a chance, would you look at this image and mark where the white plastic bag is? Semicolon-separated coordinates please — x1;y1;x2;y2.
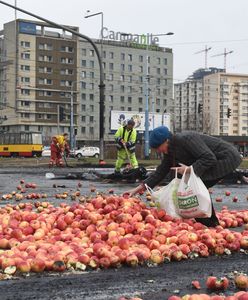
145;170;181;218
176;166;212;219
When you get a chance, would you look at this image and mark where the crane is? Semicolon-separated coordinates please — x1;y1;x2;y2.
211;48;234;72
194;45;212;69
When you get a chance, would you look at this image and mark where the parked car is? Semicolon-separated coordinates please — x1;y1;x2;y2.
42;146;51;157
70;147;100;158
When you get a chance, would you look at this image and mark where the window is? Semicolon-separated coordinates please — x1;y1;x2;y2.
109;84;114;92
128;76;132;83
128;107;132;111
21;101;30;106
81;104;86;111
21;41;30;48
81;116;86;122
109;74;113;81
156;98;160;106
109;63;114;70
121;64;125;71
164;58;167;65
157;68;161;75
61;57;73;64
139;87;143;93
90;105;94;112
61;46;74;53
120;85;125;92
81;82;86;89
164;69;167;75
90;50;94;57
163;89;167;96
81;71;86;78
128;65;132;72
81;60;86;67
157;78;161;85
157;57;161;64
20;65;30;71
81;93;86;100
139;76;143;83
90;72;94;79
89;83;94;90
139;66;143;73
81;127;86;134
120;96;125;103
121;53;125;60
21;53;30;60
90;116;94;122
128;86;132;93
39;43;53;50
90;61;94;68
21;77;30;83
120;75;125;81
128;96;132;103
139;55;143;62
139;108;143;112
109;95;113;103
128;54;132;61
81;49;86;56
89;94;94;101
109;52;114;59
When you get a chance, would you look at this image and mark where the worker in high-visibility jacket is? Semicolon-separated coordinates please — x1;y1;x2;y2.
114;119;138;174
49;133;70;167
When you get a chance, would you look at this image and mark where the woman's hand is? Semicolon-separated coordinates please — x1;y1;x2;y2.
171;163;190;175
123;184;144;197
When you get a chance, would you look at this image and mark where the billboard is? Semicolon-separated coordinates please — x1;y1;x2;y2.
19;22;36;35
110;111;171;131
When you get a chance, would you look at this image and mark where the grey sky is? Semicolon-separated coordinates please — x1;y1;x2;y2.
0;0;248;82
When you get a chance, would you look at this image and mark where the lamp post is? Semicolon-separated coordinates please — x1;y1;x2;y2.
144;32;174;159
84;11;103;58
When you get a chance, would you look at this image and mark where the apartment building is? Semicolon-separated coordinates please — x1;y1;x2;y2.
203;72;248;136
78;39;173;144
0;19;79;143
174;68;224;133
0;19;173;145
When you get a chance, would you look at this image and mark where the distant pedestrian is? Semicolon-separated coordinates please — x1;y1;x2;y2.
114;119;138;174
49;133;70;167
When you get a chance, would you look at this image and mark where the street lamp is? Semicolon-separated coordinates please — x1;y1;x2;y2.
84;11;103;58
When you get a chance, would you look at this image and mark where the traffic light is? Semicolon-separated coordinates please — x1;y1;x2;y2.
59;106;65;122
198;103;203;113
227;108;232;118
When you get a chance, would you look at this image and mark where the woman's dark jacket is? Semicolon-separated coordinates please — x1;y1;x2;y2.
144;131;242;189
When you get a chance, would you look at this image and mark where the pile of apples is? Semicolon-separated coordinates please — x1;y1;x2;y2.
0;182;247;275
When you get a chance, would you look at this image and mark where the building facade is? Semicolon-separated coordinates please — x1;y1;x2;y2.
0;19;79;144
203;72;248;136
78;39;173;144
174;68;224;133
0;19;173;146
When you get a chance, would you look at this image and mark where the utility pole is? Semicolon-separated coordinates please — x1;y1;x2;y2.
194;45;212;69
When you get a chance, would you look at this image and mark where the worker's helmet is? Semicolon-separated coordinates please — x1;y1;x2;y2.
127;119;135;126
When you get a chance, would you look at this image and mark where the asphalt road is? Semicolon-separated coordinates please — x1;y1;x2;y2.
0;166;247;300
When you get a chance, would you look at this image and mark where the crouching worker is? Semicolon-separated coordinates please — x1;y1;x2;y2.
114;119;138;174
49;133;70;167
125;126;242;227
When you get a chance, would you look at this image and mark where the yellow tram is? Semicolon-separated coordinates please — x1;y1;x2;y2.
0;132;43;157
